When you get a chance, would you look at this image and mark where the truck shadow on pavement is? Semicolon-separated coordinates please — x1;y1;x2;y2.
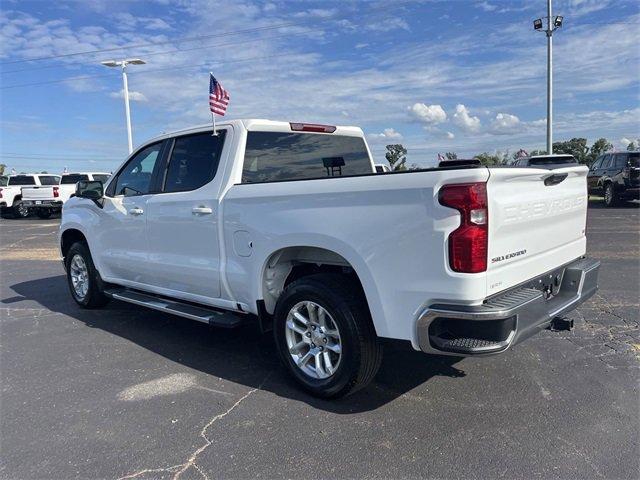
5;275;466;413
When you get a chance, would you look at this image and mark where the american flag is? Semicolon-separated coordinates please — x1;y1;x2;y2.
209;74;230;116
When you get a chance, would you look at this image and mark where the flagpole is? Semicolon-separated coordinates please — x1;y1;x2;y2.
210;72;218;136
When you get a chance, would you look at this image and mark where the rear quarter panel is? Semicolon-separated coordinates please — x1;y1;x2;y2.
222;168;489;343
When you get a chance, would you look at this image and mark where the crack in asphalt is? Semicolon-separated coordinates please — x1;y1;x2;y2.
118;372;271;480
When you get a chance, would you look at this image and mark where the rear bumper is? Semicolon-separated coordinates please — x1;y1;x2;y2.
23;200;63;209
416;257;600;356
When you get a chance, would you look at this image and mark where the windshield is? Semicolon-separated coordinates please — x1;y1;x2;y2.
8;175;36;185
529;156;577;166
61;174;90;184
92;174;110;183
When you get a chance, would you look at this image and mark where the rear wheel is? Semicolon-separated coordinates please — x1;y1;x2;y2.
604;183;618;207
12;201;29;218
273;273;382;398
65;242;110;308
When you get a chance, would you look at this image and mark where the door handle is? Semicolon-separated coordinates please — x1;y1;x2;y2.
192;206;213;215
129;207;144;216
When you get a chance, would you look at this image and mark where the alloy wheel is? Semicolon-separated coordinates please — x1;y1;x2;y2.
285;301;342;379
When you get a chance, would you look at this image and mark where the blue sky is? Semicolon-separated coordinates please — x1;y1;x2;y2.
1;0;639;173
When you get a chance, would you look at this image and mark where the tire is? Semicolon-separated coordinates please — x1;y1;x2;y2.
12;201;29;218
603;183;618;207
37;210;52;219
65;242;110;308
273;273;382;398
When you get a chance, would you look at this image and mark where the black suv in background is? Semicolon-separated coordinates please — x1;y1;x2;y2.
588;151;640;207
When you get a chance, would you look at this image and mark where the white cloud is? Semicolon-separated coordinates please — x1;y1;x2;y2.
620;137;639;148
452;104;481;132
476;1;497;12
408;103;447;125
109;89;147;102
368;128;403;141
446;131;455;139
489;113;521;135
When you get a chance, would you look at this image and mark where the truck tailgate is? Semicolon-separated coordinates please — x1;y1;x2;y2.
486;165;588;296
22;186;55;201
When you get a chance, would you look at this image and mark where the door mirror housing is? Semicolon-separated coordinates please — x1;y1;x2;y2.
76;180;104;201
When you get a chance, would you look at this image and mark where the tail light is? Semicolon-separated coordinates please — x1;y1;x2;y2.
438;182;488;273
0;188;3;199
53;186;59;198
290;122;336;133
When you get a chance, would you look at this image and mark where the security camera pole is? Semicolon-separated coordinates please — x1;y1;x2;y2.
101;58;146;154
534;1;562;155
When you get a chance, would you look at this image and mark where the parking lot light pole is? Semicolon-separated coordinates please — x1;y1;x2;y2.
101;58;146;154
533;0;562;155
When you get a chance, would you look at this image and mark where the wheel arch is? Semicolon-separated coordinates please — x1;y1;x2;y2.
60;228;88;260
258;245;383;335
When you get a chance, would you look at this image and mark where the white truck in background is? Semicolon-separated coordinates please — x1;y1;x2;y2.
0;173;61;218
59;119;600;398
22;172;110;219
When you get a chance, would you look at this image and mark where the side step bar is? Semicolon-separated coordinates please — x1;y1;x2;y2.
104;288;244;328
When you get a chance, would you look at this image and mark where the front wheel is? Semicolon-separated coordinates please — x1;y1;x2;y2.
273;273;382;398
603;183;618;207
65;242;110;308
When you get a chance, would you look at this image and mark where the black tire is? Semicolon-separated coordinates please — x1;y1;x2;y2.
65;242;110;308
273;273;382;398
12;201;29;218
603;183;618;207
37;210;52;219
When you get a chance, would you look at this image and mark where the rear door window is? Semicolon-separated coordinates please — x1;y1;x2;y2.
163;131;226;193
614;154;627;168
39;176;60;185
628;153;639;167
242;132;372;183
8;175;36;185
61;174;89;184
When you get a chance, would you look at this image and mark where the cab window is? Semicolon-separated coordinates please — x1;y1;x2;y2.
8;175;36;186
163;131;226;193
111;142;163;196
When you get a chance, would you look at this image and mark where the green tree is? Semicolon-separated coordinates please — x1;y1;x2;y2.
0;164;6;175
627;141;637;151
445;152;458;160
474;152;501;166
385;144;407;171
588;138;613;164
553;138;589;164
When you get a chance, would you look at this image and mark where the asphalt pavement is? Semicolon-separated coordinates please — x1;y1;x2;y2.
1;200;638;480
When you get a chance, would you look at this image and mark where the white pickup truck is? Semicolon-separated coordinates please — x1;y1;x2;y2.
59;119;600;397
0;173;61;218
22;172;110;219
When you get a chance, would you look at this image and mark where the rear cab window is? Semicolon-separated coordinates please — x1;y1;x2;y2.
242;131;373;183
92;174;110;184
38;175;60;185
529;156;577;166
8;175;36;186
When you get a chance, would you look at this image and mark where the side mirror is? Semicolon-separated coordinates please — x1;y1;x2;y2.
76;180;103;201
